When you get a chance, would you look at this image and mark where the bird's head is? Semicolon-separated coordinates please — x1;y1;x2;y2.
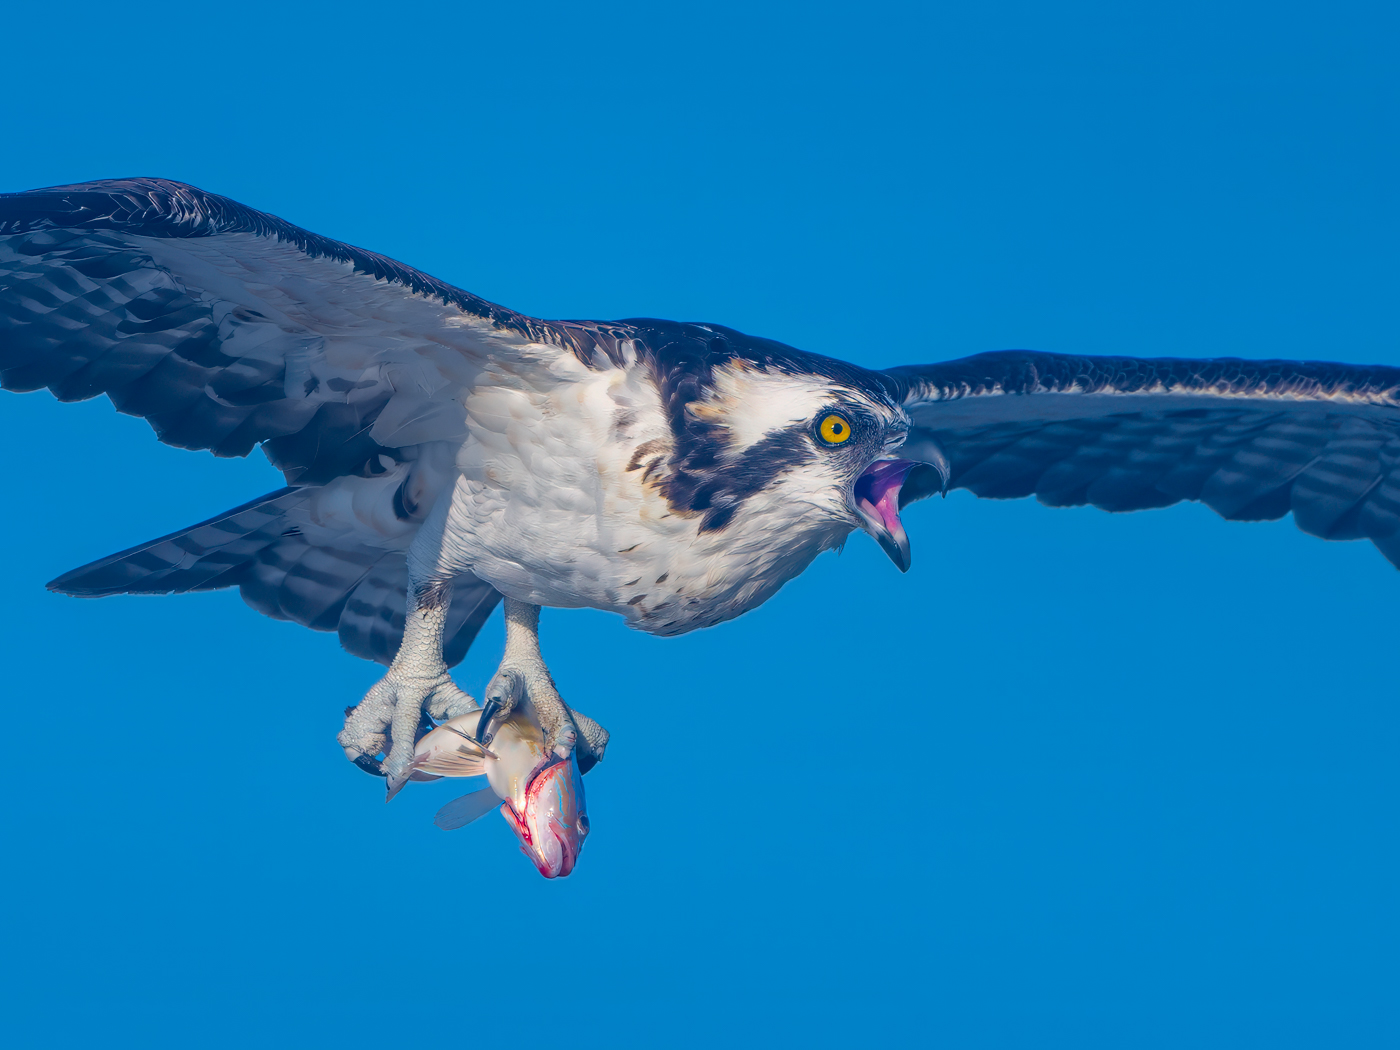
645;325;919;570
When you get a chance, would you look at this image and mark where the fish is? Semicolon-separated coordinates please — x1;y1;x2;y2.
406;707;591;879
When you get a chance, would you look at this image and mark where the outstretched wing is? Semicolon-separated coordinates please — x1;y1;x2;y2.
885;350;1400;566
1;178;599;661
0;177;629;482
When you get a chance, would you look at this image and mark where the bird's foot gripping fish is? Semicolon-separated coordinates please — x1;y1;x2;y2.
403;706;591;879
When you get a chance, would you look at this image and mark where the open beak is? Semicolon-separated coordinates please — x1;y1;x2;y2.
853;459;915;572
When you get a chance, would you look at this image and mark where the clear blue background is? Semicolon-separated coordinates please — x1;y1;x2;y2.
1;2;1397;1046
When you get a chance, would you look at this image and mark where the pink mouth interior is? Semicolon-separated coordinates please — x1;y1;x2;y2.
854;459;914;535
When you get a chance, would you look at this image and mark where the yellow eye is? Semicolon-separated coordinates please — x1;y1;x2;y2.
818;413;853;445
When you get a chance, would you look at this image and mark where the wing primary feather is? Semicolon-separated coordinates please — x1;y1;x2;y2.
892;351;1400;568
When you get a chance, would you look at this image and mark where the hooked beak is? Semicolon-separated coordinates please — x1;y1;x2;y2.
852;458;915;572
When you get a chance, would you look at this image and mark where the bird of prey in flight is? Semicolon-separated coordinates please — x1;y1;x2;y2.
4;179;1399;793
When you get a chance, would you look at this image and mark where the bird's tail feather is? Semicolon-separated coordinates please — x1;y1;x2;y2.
48;487;309;597
47;487;501;668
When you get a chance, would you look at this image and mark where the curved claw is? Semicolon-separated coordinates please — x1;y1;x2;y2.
475;697;502;745
479;667;525;745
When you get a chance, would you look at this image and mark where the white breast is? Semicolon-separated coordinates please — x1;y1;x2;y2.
441;350;851;635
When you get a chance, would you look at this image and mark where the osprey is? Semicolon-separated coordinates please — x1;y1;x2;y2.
5;179;1400;791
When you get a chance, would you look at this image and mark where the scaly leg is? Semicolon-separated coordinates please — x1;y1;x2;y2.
339;493;481;793
337;576;482;792
478;599;609;771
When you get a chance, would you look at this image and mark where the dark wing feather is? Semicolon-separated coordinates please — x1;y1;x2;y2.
0;179;530;324
886;350;1400;567
0;178;620;483
49;487;500;668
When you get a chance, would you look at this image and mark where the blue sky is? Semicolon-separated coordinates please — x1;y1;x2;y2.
1;2;1397;1046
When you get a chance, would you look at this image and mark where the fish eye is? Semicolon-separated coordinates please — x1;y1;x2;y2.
578;813;590;835
817;413;853;446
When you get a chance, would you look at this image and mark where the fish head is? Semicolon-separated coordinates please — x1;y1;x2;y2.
500;753;589;878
